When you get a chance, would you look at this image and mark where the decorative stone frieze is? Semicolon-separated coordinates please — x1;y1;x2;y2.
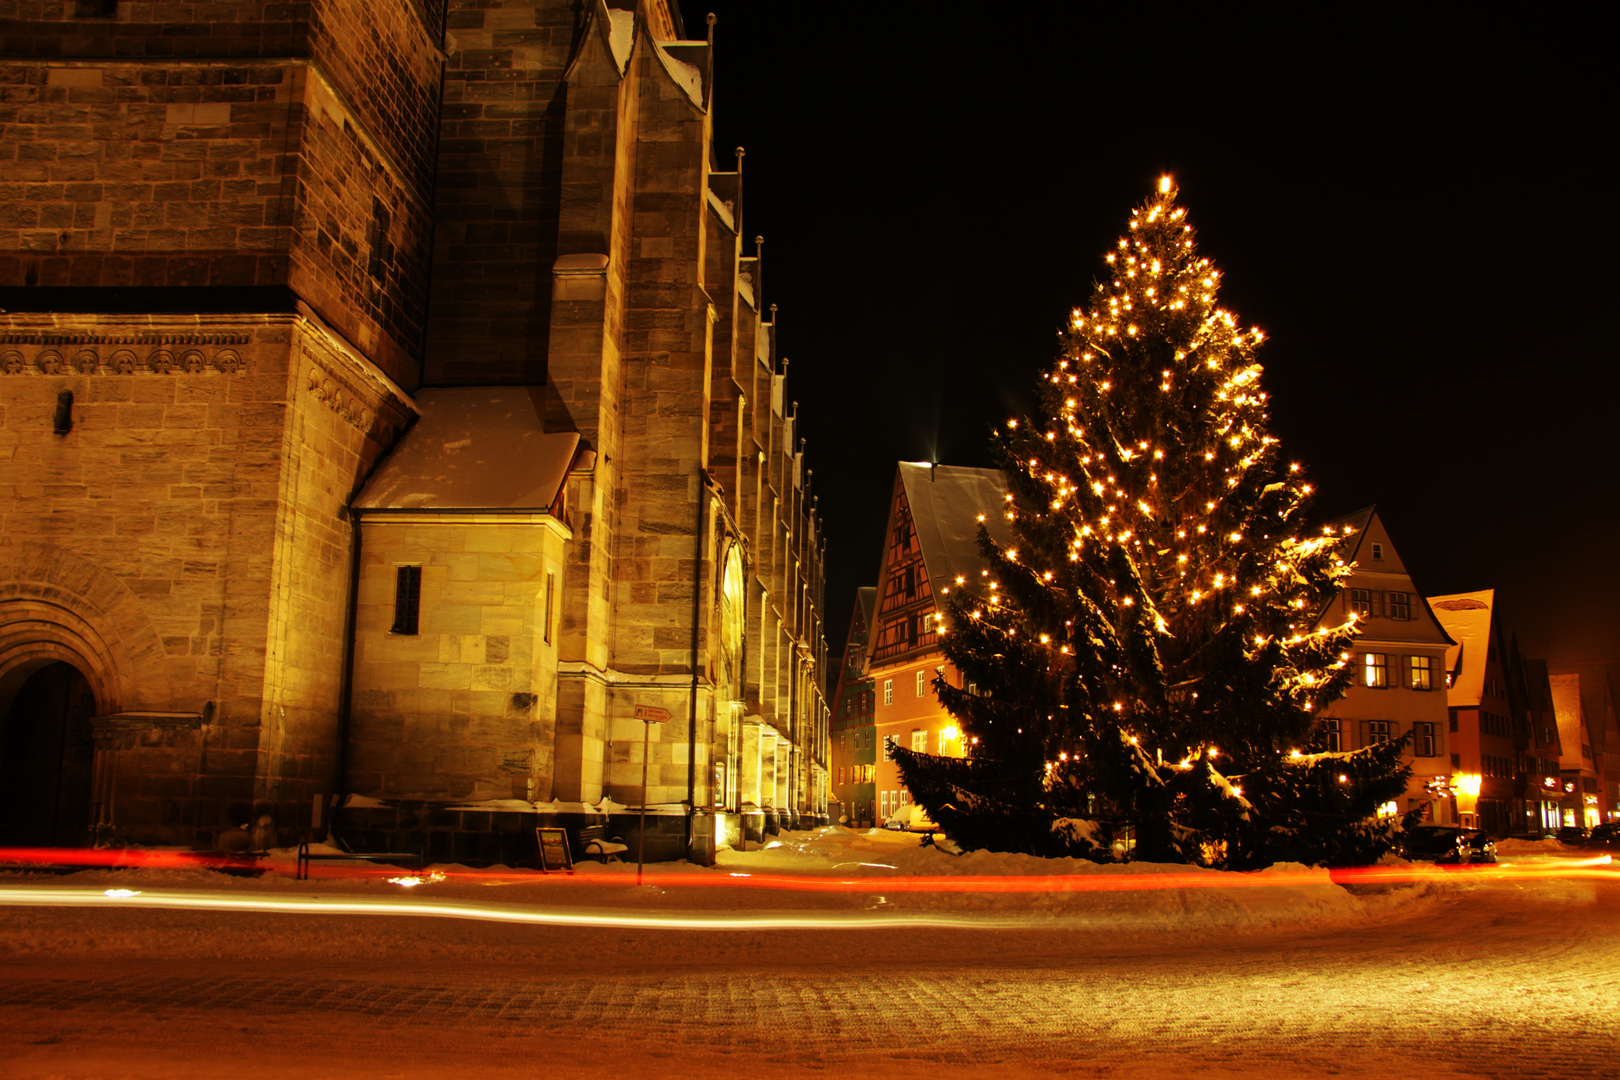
307;363;376;434
0;344;252;376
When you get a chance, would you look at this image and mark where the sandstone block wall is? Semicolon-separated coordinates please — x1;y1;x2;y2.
0;0;445;387
0;310;409;845
348;515;568;802
422;0;579;385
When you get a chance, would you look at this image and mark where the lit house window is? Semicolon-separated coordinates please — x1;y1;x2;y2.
1363;653;1388;688
911;729;927;752
1409;655;1432;690
916;670;927;697
391;565;422;635
883;679;893;705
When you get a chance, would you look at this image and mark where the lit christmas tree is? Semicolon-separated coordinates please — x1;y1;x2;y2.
895;179;1412;869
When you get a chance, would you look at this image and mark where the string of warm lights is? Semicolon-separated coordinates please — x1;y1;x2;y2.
904;178;1411;869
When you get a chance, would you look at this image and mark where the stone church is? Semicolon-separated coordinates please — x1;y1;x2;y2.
0;0;828;863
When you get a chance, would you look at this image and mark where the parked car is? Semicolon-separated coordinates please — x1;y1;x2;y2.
1556;825;1590;844
1398;825;1467;862
1456;829;1498;864
1397;825;1497;865
1584;823;1619;849
883;802;938;833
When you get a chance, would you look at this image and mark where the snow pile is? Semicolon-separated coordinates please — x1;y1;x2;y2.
713;827;1402;931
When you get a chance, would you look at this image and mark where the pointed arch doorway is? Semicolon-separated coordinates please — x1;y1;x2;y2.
0;661;97;847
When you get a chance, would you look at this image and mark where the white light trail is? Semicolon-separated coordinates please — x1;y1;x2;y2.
0;887;1030;932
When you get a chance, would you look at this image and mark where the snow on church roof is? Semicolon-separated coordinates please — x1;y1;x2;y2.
354;387;580;514
897;462;1014;595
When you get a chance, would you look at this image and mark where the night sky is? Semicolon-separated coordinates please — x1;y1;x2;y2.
676;5;1615;666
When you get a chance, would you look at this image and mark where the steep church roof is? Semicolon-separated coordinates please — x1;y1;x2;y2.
354;387;580;514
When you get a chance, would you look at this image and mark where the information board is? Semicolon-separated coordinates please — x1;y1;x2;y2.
536;827;574;873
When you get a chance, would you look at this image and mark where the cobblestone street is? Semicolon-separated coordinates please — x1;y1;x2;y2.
3;878;1617;1079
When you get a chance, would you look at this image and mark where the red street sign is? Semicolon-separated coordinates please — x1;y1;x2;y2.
634;705;671;723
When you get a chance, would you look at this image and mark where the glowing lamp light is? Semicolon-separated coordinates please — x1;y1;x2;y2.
1159;175;1173;194
1456;774;1483;797
942;726;959;742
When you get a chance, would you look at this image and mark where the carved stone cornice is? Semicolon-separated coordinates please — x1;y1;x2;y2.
0;344;249;375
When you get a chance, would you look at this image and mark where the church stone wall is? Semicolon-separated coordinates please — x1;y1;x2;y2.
348;516;568;803
422;0;579;385
0;0;444;386
0;310;408;846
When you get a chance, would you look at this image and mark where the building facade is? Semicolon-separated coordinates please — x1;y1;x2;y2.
1517;656;1570;835
864;463;1009;822
1428;589;1533;834
1548;663;1619;826
0;0;828;860
1313;509;1455;824
828;586;875;827
1546;664;1616;829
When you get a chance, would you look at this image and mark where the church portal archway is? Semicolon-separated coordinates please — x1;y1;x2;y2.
0;660;97;847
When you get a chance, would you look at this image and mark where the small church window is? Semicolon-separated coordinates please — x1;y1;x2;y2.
392;565;422;635
544;571;555;644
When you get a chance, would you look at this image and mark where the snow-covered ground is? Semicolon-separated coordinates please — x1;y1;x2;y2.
0;826;1610;956
2;829;1617;1080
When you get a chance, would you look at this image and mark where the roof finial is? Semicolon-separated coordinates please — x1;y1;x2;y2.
704;14;716;109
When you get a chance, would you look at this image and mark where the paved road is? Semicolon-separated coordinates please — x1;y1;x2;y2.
2;879;1617;1079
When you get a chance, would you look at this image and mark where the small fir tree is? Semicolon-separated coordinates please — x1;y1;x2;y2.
896;179;1411;869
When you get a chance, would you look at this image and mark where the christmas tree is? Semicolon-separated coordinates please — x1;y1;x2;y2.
894;179;1412;869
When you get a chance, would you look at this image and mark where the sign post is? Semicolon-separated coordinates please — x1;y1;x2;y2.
633;705;671;886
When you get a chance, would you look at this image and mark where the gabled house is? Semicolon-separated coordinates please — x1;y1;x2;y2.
1546;664;1617;828
1430;589;1528;834
866;463;1011;823
1317;508;1456;823
829;588;877;827
1518;657;1569;834
1548;663;1620;825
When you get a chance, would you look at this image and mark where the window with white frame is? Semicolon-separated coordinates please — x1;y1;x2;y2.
1408;655;1432;690
1319;718;1341;752
916;670;927;697
911;729;927;752
1386;591;1410;620
1363;653;1388;688
1368;719;1392;744
883;679;893;705
1371;542;1384;560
